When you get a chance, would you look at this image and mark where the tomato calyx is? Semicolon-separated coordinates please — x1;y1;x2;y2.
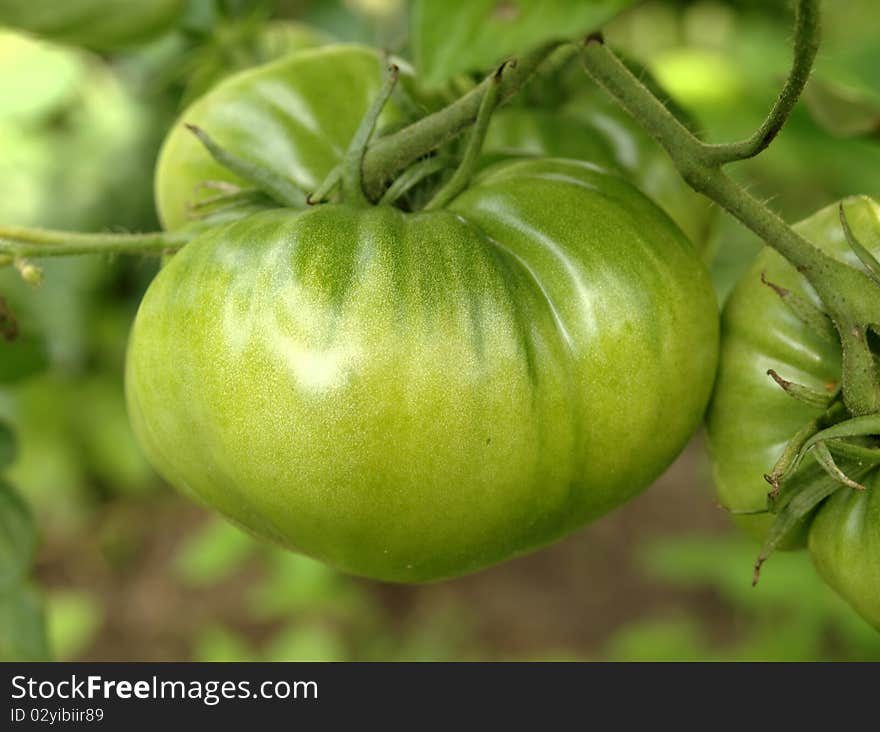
749;367;880;585
182;59;515;217
745;207;880;584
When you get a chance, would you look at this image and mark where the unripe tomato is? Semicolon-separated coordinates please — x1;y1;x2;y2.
707;196;880;629
127;158;718;582
154;45;407;231
182;21;333;105
484;89;718;252
0;0;183;51
483;107;620;170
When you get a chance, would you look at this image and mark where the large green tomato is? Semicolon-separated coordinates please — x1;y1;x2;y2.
0;0;183;51
155;45;407;231
707;196;880;629
126;157;718;583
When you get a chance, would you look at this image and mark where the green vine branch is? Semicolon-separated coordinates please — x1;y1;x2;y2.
0;227;189;260
579;0;880;417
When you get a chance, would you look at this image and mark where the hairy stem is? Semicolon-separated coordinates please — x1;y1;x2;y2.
341;64;400;205
424;62;507;211
579;0;880;415
0;227;190;259
360;42;559;200
701;0;820;164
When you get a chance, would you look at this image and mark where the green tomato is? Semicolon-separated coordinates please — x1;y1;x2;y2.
126;157;718;583
155;45;407;231
707;196;880;628
483;107;620;171
809;478;880;630
0;0;183;51
182;21;333;105
559;92;717;252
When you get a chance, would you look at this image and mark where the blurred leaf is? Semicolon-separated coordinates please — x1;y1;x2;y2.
263;621;346;662
46;590;102;661
0;585;50;661
642;536;824;610
0;420;15;469
803;78;880;140
0;334;48;384
193;624;254;662
0;480;37;591
602;617;709;662
73;377;155;494
248;550;368;619
174;517;256;587
411;0;635;86
641;535;880;649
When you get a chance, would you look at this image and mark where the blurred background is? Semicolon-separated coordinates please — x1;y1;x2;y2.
1;0;879;661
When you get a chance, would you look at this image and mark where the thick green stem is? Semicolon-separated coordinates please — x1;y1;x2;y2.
341;64;400;205
0;226;190;259
424;63;507;211
360;43;559;200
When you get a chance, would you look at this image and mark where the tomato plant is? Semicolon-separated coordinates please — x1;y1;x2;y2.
708;197;880;628
3;0;880;659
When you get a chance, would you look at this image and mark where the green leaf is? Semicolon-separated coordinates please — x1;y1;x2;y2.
0;480;37;591
0;585;50;661
0;334;48;384
411;0;635;86
0;420;15;469
803;77;880;140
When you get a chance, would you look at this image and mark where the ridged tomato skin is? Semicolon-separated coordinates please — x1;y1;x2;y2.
126;158;718;582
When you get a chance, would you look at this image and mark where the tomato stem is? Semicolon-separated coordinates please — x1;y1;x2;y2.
360;42;560;201
0;226;191;262
424;62;507;211
377;157;450;206
340;64;400;205
579;0;880;417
